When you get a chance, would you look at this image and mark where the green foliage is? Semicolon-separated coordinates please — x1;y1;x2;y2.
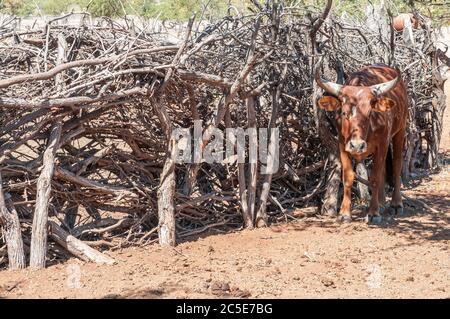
282;0;448;26
39;0;82;15
1;0;35;15
128;0;193;20
0;0;447;26
88;0;123;17
0;0;89;16
128;0;232;20
0;0;228;19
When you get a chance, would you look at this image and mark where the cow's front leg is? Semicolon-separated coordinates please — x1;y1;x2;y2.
367;146;388;225
338;146;354;223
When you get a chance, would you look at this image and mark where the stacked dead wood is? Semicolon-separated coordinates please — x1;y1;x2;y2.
0;1;448;269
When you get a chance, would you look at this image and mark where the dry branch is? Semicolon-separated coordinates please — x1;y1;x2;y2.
49;221;115;265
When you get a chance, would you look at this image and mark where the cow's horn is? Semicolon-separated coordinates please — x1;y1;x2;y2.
314;57;343;96
370;76;400;96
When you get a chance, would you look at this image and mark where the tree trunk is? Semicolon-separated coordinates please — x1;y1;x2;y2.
182;85;201;196
238;163;252;228
321;152;341;216
255;127;278;227
29;34;66;269
0;173;26;269
256;63;285;227
310;1;337;217
228;108;252;228
246;96;258;225
255;92;273;227
157;150;176;246
152;19;195;246
29;122;62;269
152;94;177;247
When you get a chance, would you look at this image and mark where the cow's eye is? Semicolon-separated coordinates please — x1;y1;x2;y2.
341;110;351;119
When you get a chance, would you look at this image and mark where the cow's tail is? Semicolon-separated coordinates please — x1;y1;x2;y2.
385;145;394;188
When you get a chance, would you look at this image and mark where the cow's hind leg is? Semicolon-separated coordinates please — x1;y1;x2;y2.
378;162;386;215
391;128;405;215
366;144;389;225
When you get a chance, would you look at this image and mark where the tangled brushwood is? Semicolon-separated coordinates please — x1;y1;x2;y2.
0;0;448;268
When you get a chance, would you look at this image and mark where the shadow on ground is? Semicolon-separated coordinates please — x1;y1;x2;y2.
102;287;167;299
101;283;214;299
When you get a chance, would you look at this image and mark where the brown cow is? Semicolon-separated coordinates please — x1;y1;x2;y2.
315;63;408;224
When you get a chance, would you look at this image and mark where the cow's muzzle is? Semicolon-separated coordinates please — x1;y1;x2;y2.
346;139;367;154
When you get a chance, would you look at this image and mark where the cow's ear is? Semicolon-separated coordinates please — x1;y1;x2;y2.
374;97;395;112
317;96;341;111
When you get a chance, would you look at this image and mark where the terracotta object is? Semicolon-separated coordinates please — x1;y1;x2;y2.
393;13;419;31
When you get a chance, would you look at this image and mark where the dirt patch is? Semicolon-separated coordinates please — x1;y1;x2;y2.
0;163;449;299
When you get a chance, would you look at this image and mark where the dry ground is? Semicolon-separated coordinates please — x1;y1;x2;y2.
0;78;449;300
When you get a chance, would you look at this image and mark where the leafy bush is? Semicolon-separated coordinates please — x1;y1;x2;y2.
1;0;35;15
0;0;88;16
0;0;447;26
87;0;123;17
129;0;231;20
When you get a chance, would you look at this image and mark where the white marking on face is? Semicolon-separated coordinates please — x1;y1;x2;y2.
351;105;357;117
356;89;364;97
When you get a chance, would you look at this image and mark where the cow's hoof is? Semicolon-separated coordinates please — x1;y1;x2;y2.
379;206;386;215
365;215;382;225
391;205;404;216
336;215;352;223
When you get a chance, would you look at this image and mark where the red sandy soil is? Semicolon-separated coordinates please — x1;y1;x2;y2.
0;79;449;300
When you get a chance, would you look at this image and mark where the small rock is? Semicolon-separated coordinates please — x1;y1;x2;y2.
207;246;215;253
210;281;230;295
406;276;414;282
230;287;251;298
321;277;335;288
3;282;20;292
303;251;314;261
